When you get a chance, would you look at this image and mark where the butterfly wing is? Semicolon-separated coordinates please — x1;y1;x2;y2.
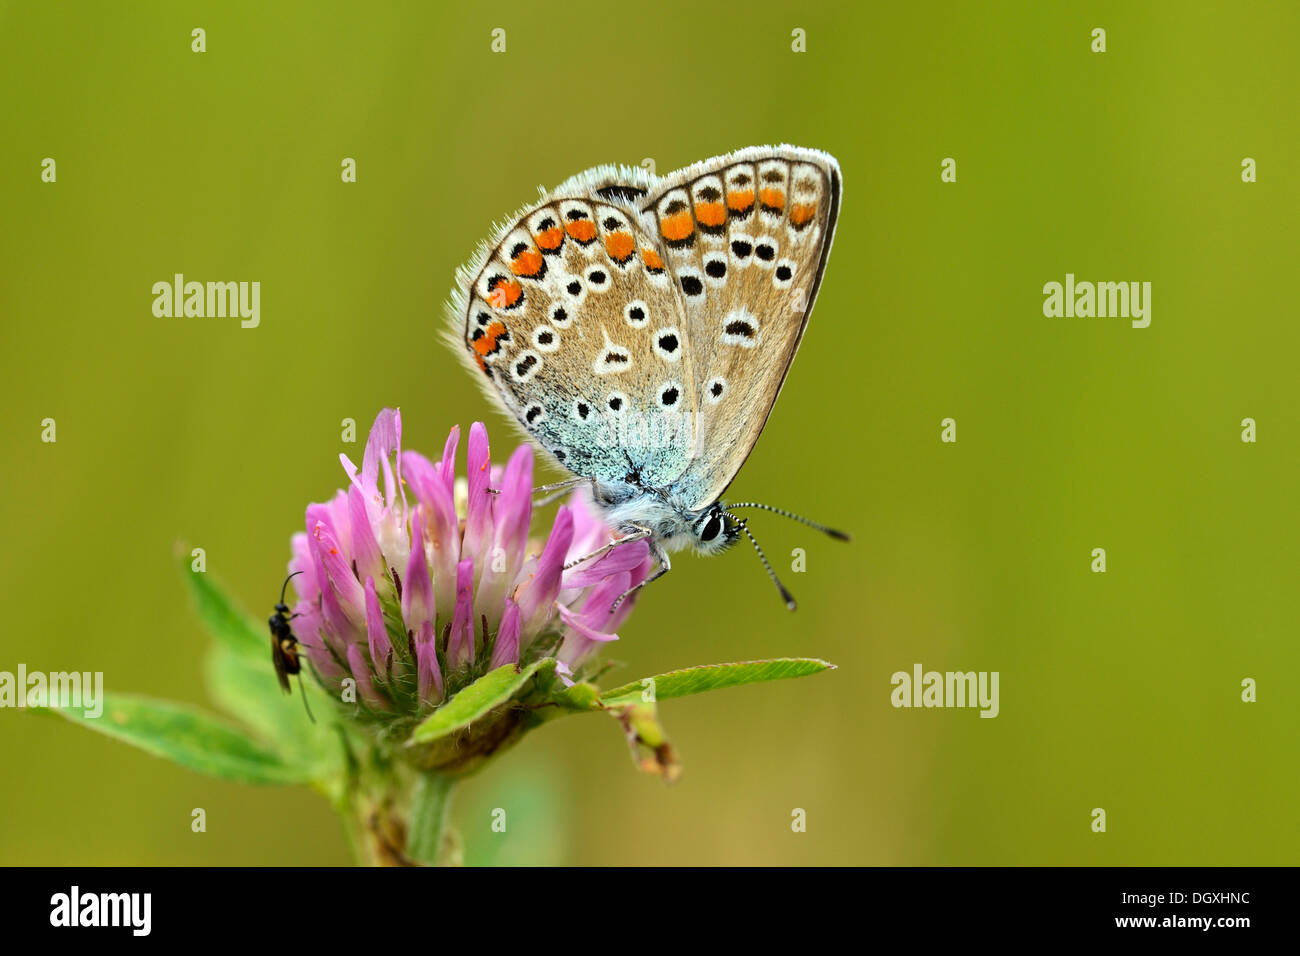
633;146;842;510
447;172;699;490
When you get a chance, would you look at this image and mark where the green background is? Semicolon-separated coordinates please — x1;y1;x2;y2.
2;0;1296;865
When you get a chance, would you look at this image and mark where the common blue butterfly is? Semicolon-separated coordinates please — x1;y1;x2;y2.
446;146;847;608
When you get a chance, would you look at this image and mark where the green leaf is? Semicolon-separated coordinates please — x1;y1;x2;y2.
599;658;835;708
37;693;310;785
205;642;342;781
409;659;555;745
177;549;267;660
547;681;604;714
176;554;342;781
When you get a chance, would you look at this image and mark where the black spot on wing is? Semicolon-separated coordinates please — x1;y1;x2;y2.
595;184;648;203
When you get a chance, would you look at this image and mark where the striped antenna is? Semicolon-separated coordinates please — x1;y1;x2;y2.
723;502;850;541
726;513;797;611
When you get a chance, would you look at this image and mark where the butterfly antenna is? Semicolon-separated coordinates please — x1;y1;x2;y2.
279;570;303;605
726;513;797;611
724;502;851;541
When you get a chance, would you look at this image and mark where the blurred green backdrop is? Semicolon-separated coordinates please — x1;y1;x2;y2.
2;0;1297;865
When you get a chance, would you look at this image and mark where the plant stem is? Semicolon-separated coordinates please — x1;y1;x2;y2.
407;772;456;865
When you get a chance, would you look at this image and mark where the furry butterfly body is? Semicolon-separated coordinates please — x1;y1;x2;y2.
446;145;844;604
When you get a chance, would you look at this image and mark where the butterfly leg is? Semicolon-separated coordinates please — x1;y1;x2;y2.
609;540;671;614
562;523;651;572
531;476;598;508
487;475;596;507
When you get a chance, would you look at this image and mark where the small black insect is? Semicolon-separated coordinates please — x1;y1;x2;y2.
270;571;314;721
269;572;302;691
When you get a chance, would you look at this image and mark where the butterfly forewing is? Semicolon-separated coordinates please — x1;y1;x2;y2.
635;147;841;510
458;191;697;489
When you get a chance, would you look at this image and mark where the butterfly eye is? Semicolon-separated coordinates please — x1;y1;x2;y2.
698;513;723;542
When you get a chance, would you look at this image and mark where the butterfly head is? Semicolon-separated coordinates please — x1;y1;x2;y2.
691;504;742;555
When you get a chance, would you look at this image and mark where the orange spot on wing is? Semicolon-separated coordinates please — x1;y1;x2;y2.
605;231;635;261
760;187;785;210
473;320;508;357
489;280;522;309
660;211;694;241
727;189;754;212
695;201;726;227
642;248;664;271
534;226;563;250
565;219;596;242
510;248;544;277
790;202;817;226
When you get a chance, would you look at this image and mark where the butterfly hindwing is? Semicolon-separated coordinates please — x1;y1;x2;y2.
452;186;697;489
448;146;840;523
635;146;842;510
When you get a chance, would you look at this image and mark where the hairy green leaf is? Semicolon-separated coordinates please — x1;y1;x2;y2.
38;693;310;785
177;549;266;660
600;658;834;708
408;659;556;745
205;643;342;780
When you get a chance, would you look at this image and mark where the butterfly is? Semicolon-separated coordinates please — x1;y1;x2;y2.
446;145;848;609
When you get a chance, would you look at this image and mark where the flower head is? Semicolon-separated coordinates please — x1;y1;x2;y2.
288;409;651;729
